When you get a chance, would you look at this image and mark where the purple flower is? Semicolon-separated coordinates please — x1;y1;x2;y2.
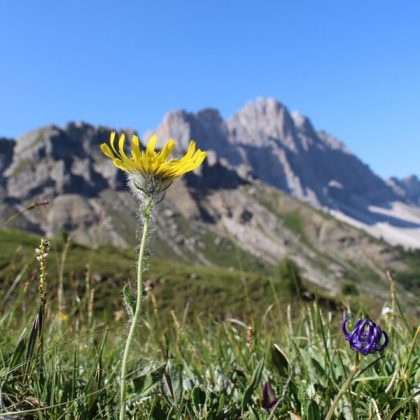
342;313;388;355
260;382;278;411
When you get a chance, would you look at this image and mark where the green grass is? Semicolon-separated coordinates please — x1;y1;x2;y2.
0;289;418;418
0;227;418;418
281;211;304;236
0;228;286;321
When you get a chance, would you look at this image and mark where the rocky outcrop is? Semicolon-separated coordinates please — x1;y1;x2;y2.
0;138;16;220
4;123;126;200
1;102;420;305
1;97;420;252
148;98;420;248
151;98;397;210
388;175;420;205
0;138;15;177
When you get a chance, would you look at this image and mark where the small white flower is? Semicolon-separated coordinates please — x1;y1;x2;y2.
381;306;393;317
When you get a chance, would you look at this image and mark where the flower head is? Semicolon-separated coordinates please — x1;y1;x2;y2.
35;238;51;304
380;306;393;318
260;382;278;411
100;132;206;197
342;313;388;355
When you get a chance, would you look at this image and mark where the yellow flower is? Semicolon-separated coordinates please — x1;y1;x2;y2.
100;132;206;181
58;312;68;321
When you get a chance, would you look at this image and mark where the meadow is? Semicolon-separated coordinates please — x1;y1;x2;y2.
0;227;418;419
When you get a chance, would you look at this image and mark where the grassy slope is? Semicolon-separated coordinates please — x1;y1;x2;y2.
0;277;417;419
0;227;296;322
245;184;420;308
0;229;418;418
0;203;418;322
3;180;419;316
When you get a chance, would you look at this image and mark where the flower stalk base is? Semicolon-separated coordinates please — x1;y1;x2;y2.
119;202;152;420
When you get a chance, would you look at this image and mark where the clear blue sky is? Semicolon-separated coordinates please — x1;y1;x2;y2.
1;1;419;178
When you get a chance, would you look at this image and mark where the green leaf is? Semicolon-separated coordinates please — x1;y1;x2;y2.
309;357;325;380
192;386;206;410
161;360;183;407
271;344;289;378
242;359;264;412
10;331;27;368
148;399;166;420
307;400;322;420
217;392;225;415
133;364;165;397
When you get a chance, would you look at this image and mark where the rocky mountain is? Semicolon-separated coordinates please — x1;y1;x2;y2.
150;97;420;248
150;98;394;206
0;98;419;307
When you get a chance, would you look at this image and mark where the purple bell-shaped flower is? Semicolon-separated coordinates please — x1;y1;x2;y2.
342;314;388;355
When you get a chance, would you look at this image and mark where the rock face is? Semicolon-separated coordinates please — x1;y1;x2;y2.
152;98;396;210
0;121;252;244
0;138;14;177
388;175;420;205
149;98;420;248
4;122;125;200
1;99;420;305
1;97;420;249
0;138;14;195
0;138;15;216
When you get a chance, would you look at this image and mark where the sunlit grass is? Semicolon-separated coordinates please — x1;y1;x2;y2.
0;231;418;418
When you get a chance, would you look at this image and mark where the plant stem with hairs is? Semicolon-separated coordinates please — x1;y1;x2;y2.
119;201;152;420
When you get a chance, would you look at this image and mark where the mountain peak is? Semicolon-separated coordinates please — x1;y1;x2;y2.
196;108;224;125
227;97;295;148
238;97;288;118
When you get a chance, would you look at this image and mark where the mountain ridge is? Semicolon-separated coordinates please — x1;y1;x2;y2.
1;97;420;249
147;97;420;248
0;98;419;307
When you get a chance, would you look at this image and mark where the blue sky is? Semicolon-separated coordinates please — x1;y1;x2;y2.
1;1;419;178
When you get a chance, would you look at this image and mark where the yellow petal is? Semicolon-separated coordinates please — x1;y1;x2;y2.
193;150;207;167
159;139;177;161
100;143;115;159
183;141;196;159
131;135;142;161
110;131;118;154
112;158;130;172
146;135;158;158
118;133;129;161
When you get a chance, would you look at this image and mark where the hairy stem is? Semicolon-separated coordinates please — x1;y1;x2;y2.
119;202;152;420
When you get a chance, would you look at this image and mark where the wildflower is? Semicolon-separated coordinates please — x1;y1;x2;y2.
260;382;278;411
341;313;388;355
58;312;68;321
100;132;206;199
35;238;51;303
100;131;206;420
380;305;393;317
